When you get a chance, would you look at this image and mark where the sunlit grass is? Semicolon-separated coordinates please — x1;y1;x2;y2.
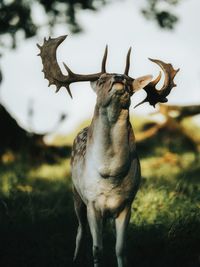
29;159;70;181
131;187;175;225
141;152;195;181
181;116;200;143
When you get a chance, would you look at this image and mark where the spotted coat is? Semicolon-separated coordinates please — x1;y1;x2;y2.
71;127;88;165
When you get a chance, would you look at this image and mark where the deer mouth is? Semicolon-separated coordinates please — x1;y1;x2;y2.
112;82;124;91
112;82;128;96
110;82;130;108
112;82;131;98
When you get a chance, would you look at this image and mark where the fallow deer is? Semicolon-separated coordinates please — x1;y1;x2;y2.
38;35;179;267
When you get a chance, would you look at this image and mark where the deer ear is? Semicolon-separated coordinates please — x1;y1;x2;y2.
90;81;98;93
132;75;153;92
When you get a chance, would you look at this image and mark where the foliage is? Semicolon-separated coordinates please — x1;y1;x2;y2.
142;0;180;30
0;0;181;52
0;116;199;267
0;0;105;51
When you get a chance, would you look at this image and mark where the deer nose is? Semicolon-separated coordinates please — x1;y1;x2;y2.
114;75;124;83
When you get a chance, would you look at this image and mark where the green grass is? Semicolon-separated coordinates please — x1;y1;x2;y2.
0;116;200;267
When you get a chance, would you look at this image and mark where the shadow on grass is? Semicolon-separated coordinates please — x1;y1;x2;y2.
1;186;200;267
0;157;200;267
127;218;200;267
0;178;76;267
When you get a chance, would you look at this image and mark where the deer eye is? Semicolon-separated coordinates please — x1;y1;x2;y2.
98;77;106;86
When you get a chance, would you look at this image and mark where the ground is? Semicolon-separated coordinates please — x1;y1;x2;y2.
0;115;200;267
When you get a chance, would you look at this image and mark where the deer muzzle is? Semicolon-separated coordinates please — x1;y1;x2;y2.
111;75;126;92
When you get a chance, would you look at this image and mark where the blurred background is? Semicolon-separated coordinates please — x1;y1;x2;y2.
0;0;200;266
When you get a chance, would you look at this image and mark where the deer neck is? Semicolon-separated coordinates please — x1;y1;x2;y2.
87;103;134;178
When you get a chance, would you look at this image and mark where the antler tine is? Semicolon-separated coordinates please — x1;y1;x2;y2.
149;58;179;96
135;58;179;108
101;45;108;73
37;35;102;97
151;71;162;86
124;47;132;75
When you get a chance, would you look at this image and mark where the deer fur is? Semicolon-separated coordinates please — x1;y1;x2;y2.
37;35;179;267
71;74;152;267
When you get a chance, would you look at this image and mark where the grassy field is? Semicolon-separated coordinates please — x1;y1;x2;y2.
0;116;200;267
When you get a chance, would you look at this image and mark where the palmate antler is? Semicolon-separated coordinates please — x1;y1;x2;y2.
135;59;180;108
37;35;179;107
37;35;108;98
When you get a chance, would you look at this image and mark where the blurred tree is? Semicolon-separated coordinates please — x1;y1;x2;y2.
142;0;180;30
0;0;106;50
136;104;200;157
0;0;180;52
0;0;182;152
0;0;107;152
0;0;182;89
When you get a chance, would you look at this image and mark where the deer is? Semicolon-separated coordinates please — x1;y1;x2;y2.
37;35;179;267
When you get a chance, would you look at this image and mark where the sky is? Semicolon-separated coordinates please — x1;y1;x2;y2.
1;0;200;134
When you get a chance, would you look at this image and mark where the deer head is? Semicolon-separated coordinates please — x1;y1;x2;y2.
37;35;179;107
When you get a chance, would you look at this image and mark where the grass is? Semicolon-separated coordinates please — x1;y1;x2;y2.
0;116;200;267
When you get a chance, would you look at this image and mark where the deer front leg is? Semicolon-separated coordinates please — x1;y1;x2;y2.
73;187;87;263
115;205;131;267
87;204;103;267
